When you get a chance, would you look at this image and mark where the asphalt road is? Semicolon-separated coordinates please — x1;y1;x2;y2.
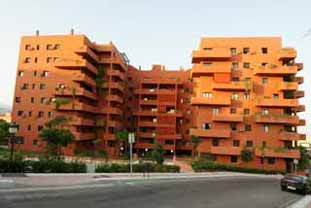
0;176;302;208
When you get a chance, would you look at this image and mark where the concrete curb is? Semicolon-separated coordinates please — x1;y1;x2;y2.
287;195;311;208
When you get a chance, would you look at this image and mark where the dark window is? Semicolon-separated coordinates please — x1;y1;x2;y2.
231;156;238;163
262;141;267;147
212;139;219;146
262;48;268;54
230;108;236;114
246;140;253;147
17;110;23;116
244;109;250;115
202;123;211;130
231;77;239;81
21;83;29;90
25;44;32;50
245;124;252;131
18;71;24;77
28;111;32;117
243;62;250;68
24;57;31;63
33;140;39;145
243;48;250;54
48;112;53;118
233;140;240;147
38;125;43;131
38;111;44;118
31;97;34;103
231;62;239;71
262;78;268;85
230;123;237;131
34;57;38;63
34;71;37;76
261;62;267;67
230;48;237;55
15;97;21;103
268;157;275;164
40;83;46;90
27;125;31;131
36;45;40;50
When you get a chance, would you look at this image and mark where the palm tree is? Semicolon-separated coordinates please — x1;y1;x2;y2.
191;135;201;158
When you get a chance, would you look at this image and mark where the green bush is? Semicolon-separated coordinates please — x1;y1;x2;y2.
95;163;180;173
0;159;86;173
191;159;284;175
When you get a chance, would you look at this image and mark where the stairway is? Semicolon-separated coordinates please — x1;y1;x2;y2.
173;159;194;173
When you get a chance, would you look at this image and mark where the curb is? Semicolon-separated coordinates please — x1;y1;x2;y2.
287;195;311;208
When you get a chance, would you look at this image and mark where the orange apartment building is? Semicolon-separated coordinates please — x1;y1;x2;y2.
12;32;305;172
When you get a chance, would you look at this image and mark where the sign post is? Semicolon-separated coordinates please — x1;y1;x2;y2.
293;159;298;175
128;132;135;174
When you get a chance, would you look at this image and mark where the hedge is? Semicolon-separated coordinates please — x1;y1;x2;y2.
95;163;180;173
191;159;284;175
0;160;86;173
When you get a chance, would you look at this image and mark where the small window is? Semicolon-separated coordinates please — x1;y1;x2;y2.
46;44;53;50
231;77;239;82
202;123;211;130
262;78;268;85
261;62;267;67
272;94;279;99
245;124;252;131
246;140;253;147
262;48;268;54
15;97;21;103
268;157;275;164
231;62;239;71
25;44;32;50
232;93;239;100
21;83;29;90
27;125;31;131
243;62;250;69
18;71;24;77
32;84;35;89
34;71;37;76
202;92;212;98
36;45;40;50
48;112;54;118
212;139;219;146
212;107;219;115
186;109;191;115
230;108;236;114
231;156;238;163
17;110;24;116
38;125;43;131
28;111;32;117
33;140;39;145
54;44;60;50
243;48;250;54
38;111;44;118
34;57;38;63
230;123;237;131
244;92;250;100
47;57;53;63
203;48;212;51
30;97;34;103
262;109;269;115
244;109;250;115
24;57;31;63
40;97;46;104
233;140;240;147
262;141;267;147
41;71;49;77
39;83;46;90
203;62;213;67
264;125;269;133
230;48;237;55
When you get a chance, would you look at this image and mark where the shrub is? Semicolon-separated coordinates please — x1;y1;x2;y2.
191;159;284;175
240;148;253;162
95;163;180;173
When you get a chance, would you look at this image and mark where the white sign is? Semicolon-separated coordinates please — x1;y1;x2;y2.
293;159;299;165
128;133;135;143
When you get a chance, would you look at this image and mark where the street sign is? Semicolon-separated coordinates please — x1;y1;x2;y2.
128;133;135;143
293;159;299;165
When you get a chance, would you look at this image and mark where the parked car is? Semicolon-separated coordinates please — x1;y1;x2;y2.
280;174;309;194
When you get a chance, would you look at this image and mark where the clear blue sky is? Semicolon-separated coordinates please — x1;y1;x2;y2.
0;0;309;135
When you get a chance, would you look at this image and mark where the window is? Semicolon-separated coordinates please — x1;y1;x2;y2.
34;57;38;63
203;62;212;67
232;93;239;100
186;109;191;115
203;48;212;51
262;78;268;85
272;94;279;99
231;77;239;82
33;140;39;145
25;44;32;50
38;125;43;131
34;71;37;76
27;125;31;131
230;123;237;131
41;71;49;77
54;44;60;50
262;109;269;115
24;57;31;63
15;97;21;103
244;108;250;115
28;111;32;117
231;156;238;163
18;71;24;77
58;84;65;89
244;92;250;100
40;97;46;104
30;97;34;103
261;62;267;67
230;48;237;55
212;139;219;146
262;48;268;54
202;92;212;98
245;124;252;131
202;123;211;130
264;125;269;133
233;140;240;147
17;110;24;116
268;157;275;164
230;108;236;114
231;62;239;71
46;44;53;50
36;45;40;50
47;57;53;63
39;83;46;90
246;140;253;147
243;62;250;69
262;141;267;147
38;111;44;118
212;107;219;115
21;83;29;90
243;48;250;54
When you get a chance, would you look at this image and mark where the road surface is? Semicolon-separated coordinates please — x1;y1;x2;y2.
0;176;302;208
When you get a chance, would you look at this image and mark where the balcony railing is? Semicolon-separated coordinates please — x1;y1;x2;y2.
255;114;299;124
256;98;298;107
280;132;306;141
254;65;298;75
191;97;231;106
55;59;97;74
192;48;231;63
191;63;231;77
55;88;97;101
278;82;298;91
254;148;300;159
212;82;248;91
210;146;241;156
294;91;304;98
189;128;231;138
212;114;244;122
134;89;176;95
107;69;126;80
73;73;96;87
75;46;99;63
106;95;123;103
277;48;297;60
72;132;96;141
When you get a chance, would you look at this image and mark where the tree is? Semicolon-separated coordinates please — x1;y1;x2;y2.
151;142;164;165
191;135;201;158
0;119;9;144
39;116;74;160
298;146;310;170
115;129;129;156
241;148;253;163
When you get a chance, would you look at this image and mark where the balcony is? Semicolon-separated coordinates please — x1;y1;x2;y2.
140;99;158;105
73;73;96;87
55;59;97;75
299;119;306;126
139;121;158;127
100;107;122;115
212;82;248;91
255;114;299;125
75;46;99;63
191;64;231;77
191;97;231;106
256;98;298;107
73;132;95;141
296;63;303;71
295;77;304;84
212;114;244;122
106;95;123;103
141;78;182;85
103;82;125;93
189;128;231;138
55;88;97;101
70;118;95;126
58;103;97;113
104;133;116;141
192;48;231;63
293;105;305;112
278;82;298;91
107;120;122;128
277;48;297;60
100;56;127;70
254;65;297;75
157;134;182;140
138;132;156;138
210;146;241;156
280;132;306;141
294;91;304;98
134;89;175;95
107;69;126;80
135;110;182;117
134;142;154;149
255;149;300;159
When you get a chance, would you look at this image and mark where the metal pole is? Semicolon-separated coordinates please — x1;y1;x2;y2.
10;137;14;161
130;141;133;174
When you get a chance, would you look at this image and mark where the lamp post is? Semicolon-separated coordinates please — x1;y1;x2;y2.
8;122;19;161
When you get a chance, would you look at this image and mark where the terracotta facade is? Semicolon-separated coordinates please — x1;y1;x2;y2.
12;33;305;171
